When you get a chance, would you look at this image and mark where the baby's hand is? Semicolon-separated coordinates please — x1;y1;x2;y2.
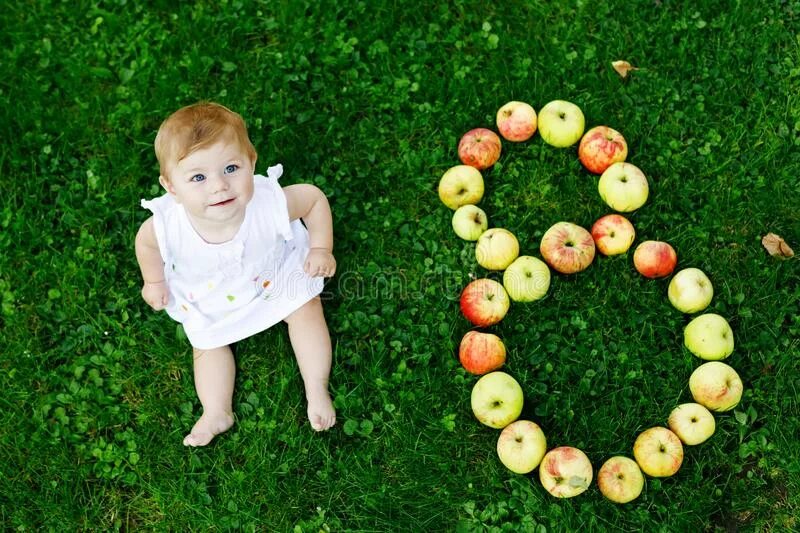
304;248;337;278
142;280;169;311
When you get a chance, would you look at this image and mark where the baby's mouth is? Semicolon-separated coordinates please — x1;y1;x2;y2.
210;198;235;207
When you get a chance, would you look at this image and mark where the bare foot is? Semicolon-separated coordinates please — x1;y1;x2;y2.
183;410;234;447
307;389;336;431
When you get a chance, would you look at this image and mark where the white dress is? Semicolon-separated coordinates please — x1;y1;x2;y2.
141;164;324;349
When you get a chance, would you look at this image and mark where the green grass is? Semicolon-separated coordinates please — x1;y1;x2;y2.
2;0;799;530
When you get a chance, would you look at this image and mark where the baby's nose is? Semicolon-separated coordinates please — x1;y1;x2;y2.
209;173;229;192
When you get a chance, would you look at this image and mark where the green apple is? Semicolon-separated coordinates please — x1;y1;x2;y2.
537;100;585;148
689;361;743;412
668;403;716;445
502;256;551;302
452;205;488;241
476;228;519;271
633;427;683;478
539;447;593;498
470;371;524;429
496;420;547;474
438;165;484;210
597;456;644;504
598;162;649;212
684;313;734;360
668;268;714;314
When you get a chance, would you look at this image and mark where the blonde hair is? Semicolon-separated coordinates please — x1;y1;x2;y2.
154;102;257;179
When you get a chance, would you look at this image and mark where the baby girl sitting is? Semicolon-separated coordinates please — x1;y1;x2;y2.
135;102;336;446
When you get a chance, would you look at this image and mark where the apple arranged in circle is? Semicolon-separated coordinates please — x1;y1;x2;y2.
539;447;593;498
540;222;596;274
502;256;550;302
689;361;743;412
452;205;488;241
458;128;502;170
496;101;538;142
597;456;645;504
460;278;510;327
459;331;506;375
668;268;714;314
668;403;716;445
633;240;677;279
476;228;520;271
598;162;649;212
438;165;484;210
538;100;585;148
440;98;746;501
471;371;524;429
684;313;734;360
578;126;628;174
633;426;684;478
496;420;547;474
591;214;636;256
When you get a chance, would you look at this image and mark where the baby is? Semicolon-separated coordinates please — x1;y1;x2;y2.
135;102;337;446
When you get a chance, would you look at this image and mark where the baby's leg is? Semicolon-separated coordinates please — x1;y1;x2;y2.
284;296;336;431
183;345;236;447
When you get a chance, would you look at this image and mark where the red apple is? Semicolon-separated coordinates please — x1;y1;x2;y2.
460;278;510;327
578;126;628;174
540;222;596;274
591;214;636;256
496;101;537;142
539;446;593;498
459;331;506;375
458;128;502;170
633;240;677;278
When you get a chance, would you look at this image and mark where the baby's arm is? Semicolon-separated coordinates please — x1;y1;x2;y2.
283;184;336;278
135;217;170;310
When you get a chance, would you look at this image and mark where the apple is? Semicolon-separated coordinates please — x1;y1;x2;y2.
537;100;585;148
668;268;714;314
438;165;485;210
452;205;489;241
470;371;524;429
540;222;595;274
633;427;684;478
597;456;645;504
459;331;506;375
502;256;551;302
633;240;677;279
476;228;520;271
460;278;511;327
668;403;716;446
496;101;537;142
598;162;649;212
458;128;502;170
538;447;593;498
689;361;744;412
684;313;734;360
496;420;547;474
578;126;628;174
591;214;636;256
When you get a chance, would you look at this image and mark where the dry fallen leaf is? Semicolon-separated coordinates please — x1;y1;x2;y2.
612;60;638;78
762;233;794;258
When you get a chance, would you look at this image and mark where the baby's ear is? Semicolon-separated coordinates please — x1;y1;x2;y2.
159;175;176;195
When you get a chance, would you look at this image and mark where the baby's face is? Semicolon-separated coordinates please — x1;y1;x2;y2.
161;139;255;228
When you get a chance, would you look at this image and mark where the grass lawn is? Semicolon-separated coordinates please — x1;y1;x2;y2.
2;0;799;530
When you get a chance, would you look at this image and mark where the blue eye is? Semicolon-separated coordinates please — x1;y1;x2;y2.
190;174;206;183
224;164;239;174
